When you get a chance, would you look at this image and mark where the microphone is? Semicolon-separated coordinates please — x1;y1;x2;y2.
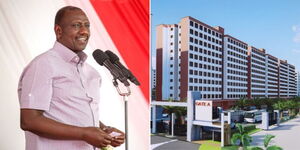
92;49;130;87
105;50;140;86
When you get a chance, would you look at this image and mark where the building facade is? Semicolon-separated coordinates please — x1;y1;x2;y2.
297;72;300;96
156;16;297;101
223;35;248;99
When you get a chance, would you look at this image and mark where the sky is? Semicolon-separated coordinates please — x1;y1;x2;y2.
151;0;300;72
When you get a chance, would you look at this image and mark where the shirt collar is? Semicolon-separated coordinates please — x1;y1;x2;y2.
52;41;88;64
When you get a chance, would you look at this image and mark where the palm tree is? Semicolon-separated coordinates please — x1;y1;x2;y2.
231;123;252;150
249;135;282;150
162;105;177;135
272;101;287;119
234;98;249;110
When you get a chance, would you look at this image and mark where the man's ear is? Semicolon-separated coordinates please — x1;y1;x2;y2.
54;24;62;39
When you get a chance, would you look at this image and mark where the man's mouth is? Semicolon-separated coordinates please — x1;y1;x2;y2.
76;36;88;43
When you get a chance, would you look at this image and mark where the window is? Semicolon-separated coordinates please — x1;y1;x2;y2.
194;62;198;67
195;39;198;44
194;47;198;52
189;53;194;59
194;78;198;83
190;29;194;34
190;45;193;50
194;55;198;60
190;21;194;27
190;37;194;43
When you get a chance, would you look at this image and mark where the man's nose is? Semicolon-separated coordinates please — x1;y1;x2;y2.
79;26;90;35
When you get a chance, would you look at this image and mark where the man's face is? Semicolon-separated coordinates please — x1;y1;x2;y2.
55;10;90;52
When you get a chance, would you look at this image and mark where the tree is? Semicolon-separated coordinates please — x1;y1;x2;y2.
162;98;187;134
231;123;252;150
233;98;249;110
249;135;282;150
272;101;287;119
162;105;177;135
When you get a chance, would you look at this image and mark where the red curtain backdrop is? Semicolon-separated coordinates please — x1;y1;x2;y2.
90;0;149;103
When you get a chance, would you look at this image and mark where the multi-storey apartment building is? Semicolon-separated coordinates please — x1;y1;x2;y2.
297;72;300;96
247;47;267;98
178;17;224;100
279;60;289;97
288;64;297;96
155;16;297;101
156;24;180;100
223;35;248;99
266;54;279;98
151;68;156;89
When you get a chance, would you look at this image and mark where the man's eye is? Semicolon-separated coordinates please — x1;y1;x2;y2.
72;23;81;28
85;24;90;28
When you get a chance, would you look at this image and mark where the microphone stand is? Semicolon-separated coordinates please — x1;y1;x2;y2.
113;79;131;150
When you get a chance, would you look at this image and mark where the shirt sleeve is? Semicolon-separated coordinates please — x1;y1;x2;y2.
18;56;53;111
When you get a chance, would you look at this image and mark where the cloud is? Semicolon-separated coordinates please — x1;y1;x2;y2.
292;49;300;53
292;25;300;32
292;25;300;43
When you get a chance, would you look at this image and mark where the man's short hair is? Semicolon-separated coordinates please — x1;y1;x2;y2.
54;6;82;26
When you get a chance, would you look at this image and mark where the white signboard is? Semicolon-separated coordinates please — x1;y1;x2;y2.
195;100;212;121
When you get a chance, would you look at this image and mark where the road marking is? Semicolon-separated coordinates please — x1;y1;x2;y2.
151;139;178;150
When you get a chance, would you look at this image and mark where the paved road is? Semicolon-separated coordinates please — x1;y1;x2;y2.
151;135;200;150
252;116;300;150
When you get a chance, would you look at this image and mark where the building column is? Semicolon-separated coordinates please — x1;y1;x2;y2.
151;105;156;133
171;113;175;137
187;91;194;142
262;111;269;130
221;112;224;147
227;112;231;125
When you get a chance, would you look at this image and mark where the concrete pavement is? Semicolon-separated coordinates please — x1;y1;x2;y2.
252;116;300;150
151;135;200;150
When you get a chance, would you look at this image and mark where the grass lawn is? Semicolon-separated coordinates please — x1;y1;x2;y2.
221;146;239;150
202;127;262;150
198;140;221;150
247;128;262;135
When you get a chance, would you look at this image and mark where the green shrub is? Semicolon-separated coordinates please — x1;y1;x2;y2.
243;125;256;133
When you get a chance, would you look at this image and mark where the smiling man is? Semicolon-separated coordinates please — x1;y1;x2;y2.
18;6;124;150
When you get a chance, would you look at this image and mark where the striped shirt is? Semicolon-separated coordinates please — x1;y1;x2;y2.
18;41;101;150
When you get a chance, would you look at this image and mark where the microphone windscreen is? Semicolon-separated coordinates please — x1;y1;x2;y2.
105;50;119;62
93;49;109;66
